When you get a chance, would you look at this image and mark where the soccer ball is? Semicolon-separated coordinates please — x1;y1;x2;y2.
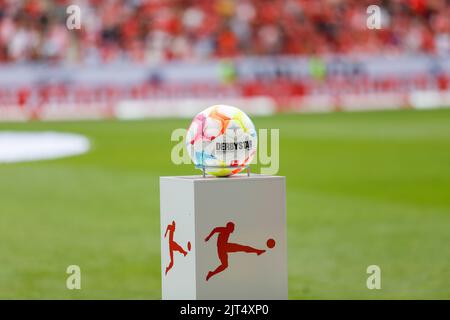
186;105;257;177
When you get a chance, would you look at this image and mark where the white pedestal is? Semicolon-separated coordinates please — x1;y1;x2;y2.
160;174;287;300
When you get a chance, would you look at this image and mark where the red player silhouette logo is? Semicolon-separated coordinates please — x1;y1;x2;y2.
164;220;191;275
204;221;276;281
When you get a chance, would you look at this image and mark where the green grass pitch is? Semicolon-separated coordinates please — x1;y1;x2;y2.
0;108;449;299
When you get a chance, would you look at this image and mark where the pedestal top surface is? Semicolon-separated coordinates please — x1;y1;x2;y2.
160;174;285;182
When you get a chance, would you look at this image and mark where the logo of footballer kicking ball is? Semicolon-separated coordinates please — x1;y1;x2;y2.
164;220;191;275
186;105;257;177
205;222;276;281
163;220;276;280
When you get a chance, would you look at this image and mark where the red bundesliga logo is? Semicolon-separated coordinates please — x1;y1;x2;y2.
164;220;275;280
164;220;191;275
205;221;276;281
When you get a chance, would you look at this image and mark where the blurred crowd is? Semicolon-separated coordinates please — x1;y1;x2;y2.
0;0;449;64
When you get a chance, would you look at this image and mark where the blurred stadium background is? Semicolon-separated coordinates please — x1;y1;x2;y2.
0;0;449;299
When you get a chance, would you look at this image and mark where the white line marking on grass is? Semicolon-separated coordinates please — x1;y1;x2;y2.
0;131;90;163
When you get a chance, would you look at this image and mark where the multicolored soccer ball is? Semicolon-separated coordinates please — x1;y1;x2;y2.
186;105;257;177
